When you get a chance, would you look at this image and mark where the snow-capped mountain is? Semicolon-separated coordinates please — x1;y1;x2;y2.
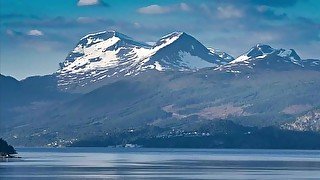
146;32;233;70
57;31;319;90
57;31;151;89
217;44;319;73
232;44;302;65
57;31;233;90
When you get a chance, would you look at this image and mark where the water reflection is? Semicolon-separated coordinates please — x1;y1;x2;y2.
1;148;320;179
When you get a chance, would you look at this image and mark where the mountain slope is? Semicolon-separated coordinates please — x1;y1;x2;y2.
146;32;232;70
282;108;320;132
3;69;320;146
2;31;320;147
0;74;77;140
217;44;319;73
57;31;233;91
57;31;152;91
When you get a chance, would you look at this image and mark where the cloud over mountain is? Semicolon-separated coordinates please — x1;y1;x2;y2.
77;0;108;7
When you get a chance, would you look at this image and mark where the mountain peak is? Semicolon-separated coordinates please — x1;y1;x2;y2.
58;31;233;90
255;44;273;49
75;30;150;51
154;31;188;47
220;44;307;73
278;48;301;60
248;44;301;61
231;44;302;64
80;30;132;40
246;44;275;57
161;31;186;38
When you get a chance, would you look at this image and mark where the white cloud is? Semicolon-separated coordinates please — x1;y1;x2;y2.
257;5;269;12
137;5;171;14
180;3;191;11
137;3;192;15
6;29;14;36
77;17;96;23
77;0;100;6
217;6;243;19
133;22;141;28
27;29;44;36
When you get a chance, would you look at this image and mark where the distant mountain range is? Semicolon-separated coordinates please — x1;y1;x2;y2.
57;31;319;92
218;44;320;73
58;31;234;91
1;30;320;148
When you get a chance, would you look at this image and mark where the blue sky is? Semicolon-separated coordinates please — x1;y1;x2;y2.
1;0;320;79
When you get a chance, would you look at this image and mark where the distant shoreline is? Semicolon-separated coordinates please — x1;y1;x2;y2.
1;154;20;158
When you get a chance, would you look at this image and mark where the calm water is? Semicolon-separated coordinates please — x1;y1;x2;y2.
1;148;320;179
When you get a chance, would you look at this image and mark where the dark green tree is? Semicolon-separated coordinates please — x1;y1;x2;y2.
0;138;17;156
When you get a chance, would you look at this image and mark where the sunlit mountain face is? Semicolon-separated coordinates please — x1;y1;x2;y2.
57;31;234;91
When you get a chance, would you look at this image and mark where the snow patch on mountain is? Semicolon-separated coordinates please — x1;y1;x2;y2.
57;31;231;90
153;32;183;51
230;44;302;65
177;51;215;69
57;31;319;90
207;48;234;63
216;44;318;73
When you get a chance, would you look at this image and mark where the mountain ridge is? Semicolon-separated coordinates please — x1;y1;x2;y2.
217;44;319;73
57;30;234;91
57;31;319;91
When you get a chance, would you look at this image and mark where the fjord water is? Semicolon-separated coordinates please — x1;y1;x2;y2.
1;148;320;179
